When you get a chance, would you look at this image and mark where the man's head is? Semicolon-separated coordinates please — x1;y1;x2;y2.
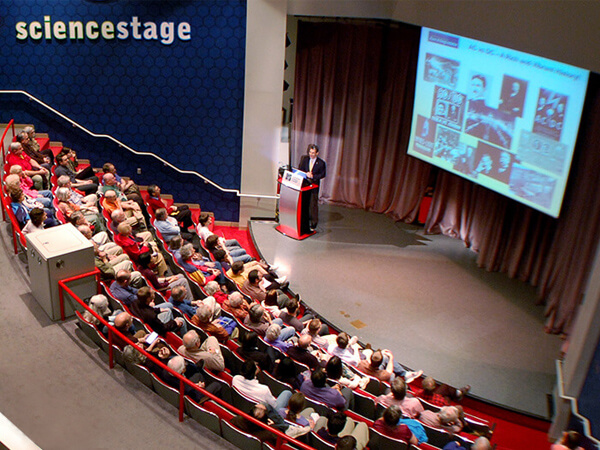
310;368;327;388
182;330;201;350
69;211;87;227
155;208;168;221
241;360;258;380
327;412;347;436
336;436;357;450
194;303;212;324
308;318;322;336
168;356;186;375
204;281;219;296
247;269;261;285
231;261;244;275
30;208;46;227
336;332;349;349
180;243;194;261
286;298;299;316
137;287;154;305
103;173;117;186
472;437;492;450
102;162;116;174
241;331;259;349
4;174;20;193
104;190;118;203
229;291;244;308
199;212;210;226
265;323;281;342
370;350;383;369
390;377;407;401
171;285;187;303
117;222;132;236
9;142;23;155
421;376;436;393
111;209;126;224
115;270;132;286
16;131;29;144
56;152;70;166
9;188;24;203
23;126;35;138
307;143;319;159
77;225;93;239
383;406;402;427
57;175;71;188
147;184;160;197
248;304;264;323
114;312;132;330
298;334;312;349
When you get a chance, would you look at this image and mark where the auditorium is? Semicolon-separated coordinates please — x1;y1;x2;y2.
1;1;599;449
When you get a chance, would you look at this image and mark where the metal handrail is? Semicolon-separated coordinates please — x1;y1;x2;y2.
0;90;279;200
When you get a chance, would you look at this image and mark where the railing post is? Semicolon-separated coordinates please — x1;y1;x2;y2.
59;285;65;321
107;329;114;369
179;379;185;422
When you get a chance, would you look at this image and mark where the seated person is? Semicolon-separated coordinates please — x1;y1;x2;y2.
222;291;250;321
9;188;58;229
232;360;293;409
78;225;137;277
314;411;369;450
102;162;141;196
205;233;252;264
109;209;151;239
110;270;145;305
22;126;54;164
21;207;47;235
376;377;424;419
278;392;318;428
241;270;288;307
101;190;146;229
137;251;192;297
6;142;48;190
56;175;98;210
244;304;295;341
264;323;293;353
7;168;53;207
16;131;51;170
82;294;120;327
227;260;287;291
301;318;334;347
300;367;349;410
54;150;97;195
237;330;273;373
128;287;185;336
154;207;194;243
326;356;370;391
114;222;169;276
203;281;228;305
262;289;287;318
101;172;146;213
551;431;583;450
177;243;221;285
273;357;303;391
177;330;225;372
168;285;199;317
411;376;470;406
146;184;194;230
418;405;465;434
373;406;417;445
5;174;53;213
191;303;234;343
278;297;314;332
112;312;148;350
123;340;172;373
286;334;324;371
159;355;221;403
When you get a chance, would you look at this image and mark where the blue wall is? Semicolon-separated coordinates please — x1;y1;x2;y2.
0;0;246;221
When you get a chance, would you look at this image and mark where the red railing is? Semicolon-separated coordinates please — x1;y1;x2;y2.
1;119;15;163
57;270;313;450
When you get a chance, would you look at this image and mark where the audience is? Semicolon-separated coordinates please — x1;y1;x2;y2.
146;184;194;230
411;376;470;406
232;360;293;409
6;142;48;190
54;150;97;195
128;287;186;336
314;411;369;450
372;406;417;445
300;367;349;410
376;377;424;419
177;330;225;372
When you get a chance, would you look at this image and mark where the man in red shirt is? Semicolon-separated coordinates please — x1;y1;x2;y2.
6;142;49;190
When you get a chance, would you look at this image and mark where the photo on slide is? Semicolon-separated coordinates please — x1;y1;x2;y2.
465;101;515;149
452;143;476;176
509;164;556;208
474;141;514;184
533;88;568;141
518;130;568;176
433;126;460;161
431;85;466;131
412;115;437;157
498;75;528;117
424;53;460;88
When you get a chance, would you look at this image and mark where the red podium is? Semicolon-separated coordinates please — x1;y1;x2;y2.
276;170;317;240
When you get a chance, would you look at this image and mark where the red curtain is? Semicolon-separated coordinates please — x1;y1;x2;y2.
292;19;600;334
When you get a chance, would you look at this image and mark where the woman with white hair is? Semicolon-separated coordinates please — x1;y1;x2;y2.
264;323;294;353
83;294;122;327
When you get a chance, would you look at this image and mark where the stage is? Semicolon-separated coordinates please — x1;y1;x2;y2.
250;204;561;418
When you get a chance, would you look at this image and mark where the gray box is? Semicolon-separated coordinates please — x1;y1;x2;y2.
26;223;96;320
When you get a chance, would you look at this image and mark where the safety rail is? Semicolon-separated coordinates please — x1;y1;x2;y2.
0;92;279;200
1;119;15;163
57;270;313;450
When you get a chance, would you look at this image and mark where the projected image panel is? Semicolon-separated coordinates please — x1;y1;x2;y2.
407;27;590;218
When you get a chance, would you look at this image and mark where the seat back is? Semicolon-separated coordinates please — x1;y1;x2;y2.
368;428;408;450
258;370;293;398
221;419;263;450
184;396;222;435
124;360;154;389
231;386;257;414
309;431;336;450
351;389;377;420
151;373;181;409
75;310;103;347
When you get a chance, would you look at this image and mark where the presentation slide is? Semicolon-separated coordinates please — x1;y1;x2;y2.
407;27;590;217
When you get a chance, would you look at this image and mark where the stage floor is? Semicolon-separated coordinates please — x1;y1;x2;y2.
250;204;561;418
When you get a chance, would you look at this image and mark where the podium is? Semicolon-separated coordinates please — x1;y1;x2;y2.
276;170;317;240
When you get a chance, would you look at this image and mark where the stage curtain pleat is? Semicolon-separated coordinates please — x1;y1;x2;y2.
292;19;600;334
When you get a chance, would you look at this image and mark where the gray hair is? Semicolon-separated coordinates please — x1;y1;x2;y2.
168;355;186;374
123;345;147;365
56;187;71;202
182;330;201;350
8;165;22;175
204;281;219;296
57;175;71;187
229;291;243;308
23;126;34;134
248;304;264;323
180;243;194;260
438;406;459;424
195;303;212;323
83;294;110;324
9;142;21;152
265;323;281;342
472;437;492;450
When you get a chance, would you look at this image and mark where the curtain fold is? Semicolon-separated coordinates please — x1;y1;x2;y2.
292;19;600;334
